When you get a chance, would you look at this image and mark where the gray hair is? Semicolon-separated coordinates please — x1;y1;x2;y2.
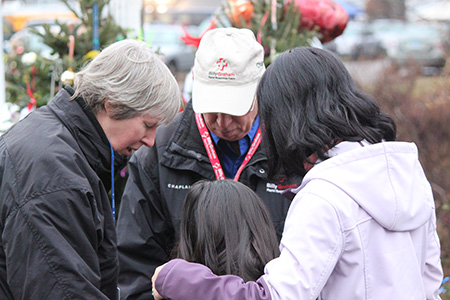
73;39;181;124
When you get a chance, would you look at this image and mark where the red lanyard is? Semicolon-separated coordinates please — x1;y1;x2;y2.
195;113;261;181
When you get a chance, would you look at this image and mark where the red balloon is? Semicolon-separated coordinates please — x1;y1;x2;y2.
288;0;349;43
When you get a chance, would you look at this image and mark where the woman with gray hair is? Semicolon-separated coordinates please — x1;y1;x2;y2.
74;39;180;124
0;39;181;300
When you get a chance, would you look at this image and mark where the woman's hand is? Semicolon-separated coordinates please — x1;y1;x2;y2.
152;263;167;300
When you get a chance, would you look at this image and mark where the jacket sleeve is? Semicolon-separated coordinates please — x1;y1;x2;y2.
117;148;173;300
423;209;444;300
3;188;115;300
155;259;272;300
155;190;343;300
260;190;343;300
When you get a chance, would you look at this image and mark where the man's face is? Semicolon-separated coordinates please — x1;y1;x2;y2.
202;99;258;142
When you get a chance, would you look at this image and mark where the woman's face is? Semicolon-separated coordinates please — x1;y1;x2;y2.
101;111;161;157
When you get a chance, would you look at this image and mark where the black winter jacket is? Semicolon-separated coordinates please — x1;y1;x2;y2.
116;101;302;300
0;87;126;300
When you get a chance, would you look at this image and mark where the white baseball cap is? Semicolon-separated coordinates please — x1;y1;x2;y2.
192;27;265;116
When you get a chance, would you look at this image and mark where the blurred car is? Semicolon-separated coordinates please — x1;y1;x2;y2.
323;21;385;60
367;19;405;57
369;20;447;74
389;24;446;72
144;23;198;74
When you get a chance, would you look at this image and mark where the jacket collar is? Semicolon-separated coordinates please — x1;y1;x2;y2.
166;101;209;157
47;86;127;189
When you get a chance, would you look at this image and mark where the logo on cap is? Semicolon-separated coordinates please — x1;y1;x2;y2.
216;58;228;71
208;57;236;81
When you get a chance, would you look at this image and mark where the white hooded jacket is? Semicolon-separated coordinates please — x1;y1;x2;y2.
264;141;443;300
154;141;444;300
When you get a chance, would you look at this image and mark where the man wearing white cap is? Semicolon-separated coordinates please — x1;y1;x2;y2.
116;27;302;300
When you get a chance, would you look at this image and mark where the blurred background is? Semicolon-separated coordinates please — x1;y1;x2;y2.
1;0;449;95
1;0;449;296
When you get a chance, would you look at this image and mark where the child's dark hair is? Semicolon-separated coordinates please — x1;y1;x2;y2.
176;179;280;282
256;47;397;178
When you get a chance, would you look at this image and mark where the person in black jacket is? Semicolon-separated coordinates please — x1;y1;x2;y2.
0;39;181;300
116;28;302;300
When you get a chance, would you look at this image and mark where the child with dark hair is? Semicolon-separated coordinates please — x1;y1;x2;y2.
176;179;280;282
152;47;443;300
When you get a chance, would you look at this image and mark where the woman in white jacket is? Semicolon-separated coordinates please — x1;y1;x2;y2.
151;47;444;300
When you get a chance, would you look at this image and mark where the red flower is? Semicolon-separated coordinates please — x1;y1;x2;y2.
180;18;217;48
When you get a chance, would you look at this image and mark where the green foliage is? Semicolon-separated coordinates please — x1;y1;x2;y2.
5;53;55;107
2;20;15;40
443;287;450;300
58;0;128;61
217;0;318;65
5;0;128;109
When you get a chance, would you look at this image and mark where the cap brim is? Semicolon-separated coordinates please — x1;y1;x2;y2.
192;79;257;116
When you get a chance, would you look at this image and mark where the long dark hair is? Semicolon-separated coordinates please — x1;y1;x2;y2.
256;47;397;178
176;179;280;282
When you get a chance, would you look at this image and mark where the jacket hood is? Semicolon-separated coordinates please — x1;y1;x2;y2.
297;141;434;231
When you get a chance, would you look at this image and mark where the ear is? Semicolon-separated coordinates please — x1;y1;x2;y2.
104;99;113;116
